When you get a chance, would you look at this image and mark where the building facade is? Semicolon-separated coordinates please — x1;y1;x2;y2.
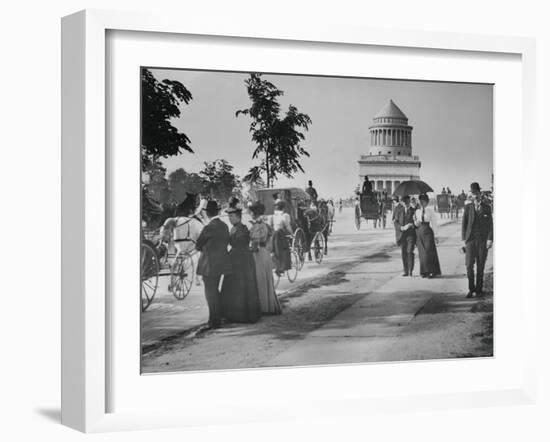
357;99;421;195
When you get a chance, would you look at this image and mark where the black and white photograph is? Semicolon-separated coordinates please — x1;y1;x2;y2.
140;67;494;373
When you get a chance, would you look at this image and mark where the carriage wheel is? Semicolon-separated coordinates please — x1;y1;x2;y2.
292;228;306;270
354;206;361;230
286;251;299;283
312;232;325;264
141;242;159;312
170;252;194;300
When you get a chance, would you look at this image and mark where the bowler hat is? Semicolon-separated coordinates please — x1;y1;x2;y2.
470;182;481;192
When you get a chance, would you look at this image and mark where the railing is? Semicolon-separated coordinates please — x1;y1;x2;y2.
359;154;420;161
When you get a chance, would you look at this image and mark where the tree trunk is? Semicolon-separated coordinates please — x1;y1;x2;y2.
266;148;270;188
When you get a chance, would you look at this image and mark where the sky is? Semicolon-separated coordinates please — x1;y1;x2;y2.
149;68;493;199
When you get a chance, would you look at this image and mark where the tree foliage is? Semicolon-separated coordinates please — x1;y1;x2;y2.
236;73;312;187
167;168;205;204
141;68;193;172
199;159;241;204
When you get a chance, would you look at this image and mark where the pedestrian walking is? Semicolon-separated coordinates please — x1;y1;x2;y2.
220;200;261;323
270;200;292;277
394;195;417;276
462;182;493;298
414;193;441;278
195;200;231;329
249;201;282;315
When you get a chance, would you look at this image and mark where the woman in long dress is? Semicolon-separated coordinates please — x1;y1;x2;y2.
249;201;282;315
414;193;442;278
271;200;292;276
221;203;261;323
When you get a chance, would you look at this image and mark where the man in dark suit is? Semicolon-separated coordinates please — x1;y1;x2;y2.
394;195;417;276
362;176;373;196
195;200;231;328
305;180;318;204
462;182;493;298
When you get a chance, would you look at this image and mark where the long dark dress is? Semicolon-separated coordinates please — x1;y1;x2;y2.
221;223;261;323
416;222;441;276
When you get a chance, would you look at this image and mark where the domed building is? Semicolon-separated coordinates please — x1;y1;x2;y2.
357;99;421;195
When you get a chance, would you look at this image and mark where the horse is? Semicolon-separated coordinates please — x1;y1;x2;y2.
303;200;330;260
373;192;393;228
159;193;204;286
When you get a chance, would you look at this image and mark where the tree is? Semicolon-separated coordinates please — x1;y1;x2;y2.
141;68;193;172
199;160;240;204
167;168;205;203
236;73;312;188
147;161;171;205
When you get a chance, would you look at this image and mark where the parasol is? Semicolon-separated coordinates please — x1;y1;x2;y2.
393;180;433;197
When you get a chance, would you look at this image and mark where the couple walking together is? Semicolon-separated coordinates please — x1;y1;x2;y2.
194;199;281;329
394;193;441;278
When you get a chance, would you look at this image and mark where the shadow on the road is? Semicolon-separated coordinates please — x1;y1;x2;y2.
437;274;466;280
415;292;482;315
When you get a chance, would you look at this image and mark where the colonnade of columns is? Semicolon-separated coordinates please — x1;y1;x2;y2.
370;128;410;147
367;178;404;195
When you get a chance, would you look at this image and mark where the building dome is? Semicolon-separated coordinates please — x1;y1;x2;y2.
368;99;413;157
373;99;408;121
358;99;420;195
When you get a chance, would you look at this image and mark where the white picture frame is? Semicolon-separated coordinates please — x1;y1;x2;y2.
61;9;537;433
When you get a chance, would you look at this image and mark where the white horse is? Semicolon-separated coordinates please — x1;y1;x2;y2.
160;215;204;285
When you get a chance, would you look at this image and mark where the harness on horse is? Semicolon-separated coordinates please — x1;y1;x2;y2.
173;215;203;243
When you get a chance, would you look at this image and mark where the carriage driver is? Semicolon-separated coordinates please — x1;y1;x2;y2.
305;180;318;204
362;176;373;196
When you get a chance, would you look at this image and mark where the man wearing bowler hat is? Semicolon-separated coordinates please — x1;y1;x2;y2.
394;195;417;276
195;200;231;328
462;182;493;298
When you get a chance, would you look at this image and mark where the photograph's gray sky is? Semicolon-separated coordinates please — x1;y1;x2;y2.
151;68;493;198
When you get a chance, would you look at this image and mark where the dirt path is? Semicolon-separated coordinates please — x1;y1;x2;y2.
372;271;493;362
141;219;490;373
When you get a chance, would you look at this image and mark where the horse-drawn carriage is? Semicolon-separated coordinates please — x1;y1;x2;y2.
140;191;203;312
254;186;332;285
354;191;391;229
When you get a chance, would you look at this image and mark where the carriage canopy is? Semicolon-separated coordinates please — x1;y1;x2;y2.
254;187;311;229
